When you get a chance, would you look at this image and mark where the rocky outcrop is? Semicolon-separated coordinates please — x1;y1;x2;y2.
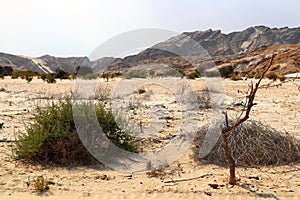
217;44;300;76
148;26;300;57
0;26;300;75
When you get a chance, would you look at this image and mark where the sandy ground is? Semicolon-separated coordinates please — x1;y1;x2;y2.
0;77;299;200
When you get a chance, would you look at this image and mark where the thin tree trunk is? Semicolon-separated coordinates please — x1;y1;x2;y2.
222;133;236;185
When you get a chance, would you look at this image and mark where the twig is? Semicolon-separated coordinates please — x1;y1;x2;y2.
163;173;212;183
0;139;15;143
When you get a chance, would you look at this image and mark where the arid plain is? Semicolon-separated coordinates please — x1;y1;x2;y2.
0;77;299;200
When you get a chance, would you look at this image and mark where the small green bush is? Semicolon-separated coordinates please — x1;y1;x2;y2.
41;74;56;83
265;72;278;80
13;97;138;165
11;71;20;79
218;66;234;78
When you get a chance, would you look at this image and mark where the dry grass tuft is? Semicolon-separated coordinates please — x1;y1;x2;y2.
197;120;300;167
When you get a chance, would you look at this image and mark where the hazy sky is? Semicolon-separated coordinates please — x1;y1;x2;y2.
0;0;299;57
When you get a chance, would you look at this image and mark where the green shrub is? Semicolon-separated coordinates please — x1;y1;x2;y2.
265;72;278;80
41;74;56;83
11;71;20;79
46;74;56;83
218;66;234;78
13;97;138;165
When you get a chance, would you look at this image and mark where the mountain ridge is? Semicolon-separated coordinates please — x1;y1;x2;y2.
0;25;300;76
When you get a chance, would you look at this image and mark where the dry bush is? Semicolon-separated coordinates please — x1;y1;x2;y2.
196;88;211;109
197;120;300;167
95;85;111;101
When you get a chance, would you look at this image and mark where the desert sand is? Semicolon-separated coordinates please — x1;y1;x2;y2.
0;77;299;200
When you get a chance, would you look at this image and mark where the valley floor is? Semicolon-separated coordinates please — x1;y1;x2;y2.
0;77;299;200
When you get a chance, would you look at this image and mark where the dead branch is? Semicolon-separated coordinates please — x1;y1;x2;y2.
163;173;212;183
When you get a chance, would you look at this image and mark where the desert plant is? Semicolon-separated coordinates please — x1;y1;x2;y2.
265;72;278;80
218;66;234;78
198;120;300;166
42;74;56;83
11;71;20;79
197;88;211;109
95;85;111;101
13;96;138;165
32;176;50;193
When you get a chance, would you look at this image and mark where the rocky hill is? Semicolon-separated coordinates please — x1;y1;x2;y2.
0;25;300;75
216;44;300;76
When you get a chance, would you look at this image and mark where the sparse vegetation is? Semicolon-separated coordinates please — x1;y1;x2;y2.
13;96;138;165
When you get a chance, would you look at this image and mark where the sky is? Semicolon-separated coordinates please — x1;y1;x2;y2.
0;0;300;57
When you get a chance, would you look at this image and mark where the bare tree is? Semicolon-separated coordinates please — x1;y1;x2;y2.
221;54;275;185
